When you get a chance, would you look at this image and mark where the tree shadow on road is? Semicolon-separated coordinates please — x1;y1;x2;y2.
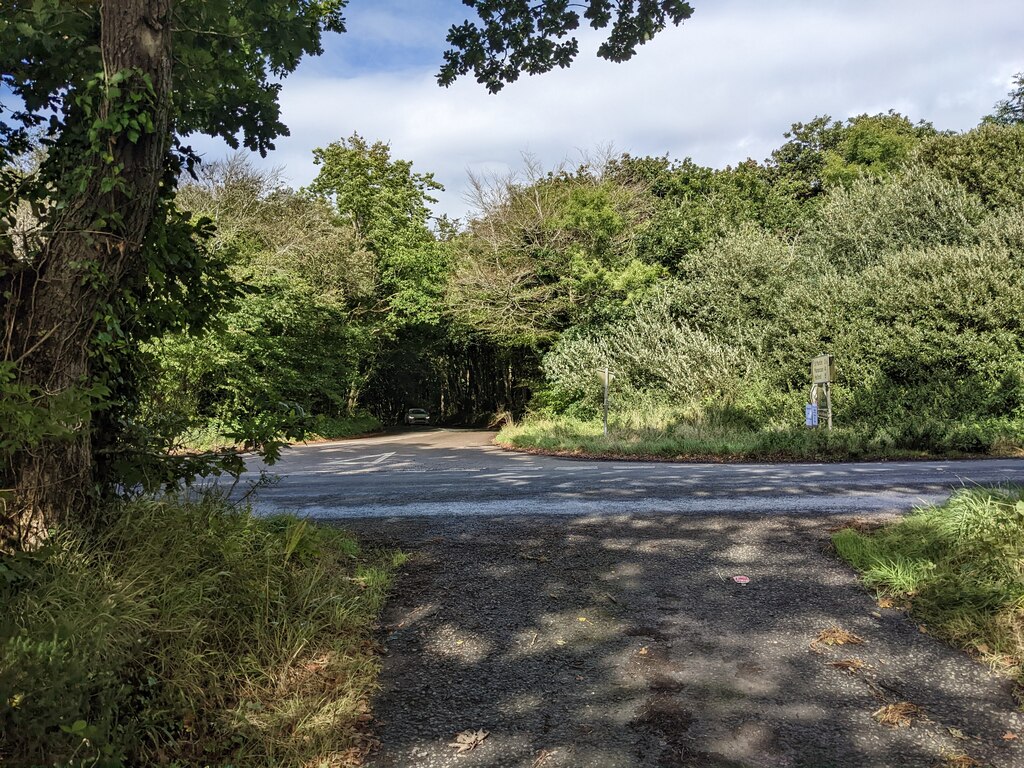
343;513;1024;768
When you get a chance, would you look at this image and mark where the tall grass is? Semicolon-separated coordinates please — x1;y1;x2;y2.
0;496;404;767
834;487;1024;680
497;408;1024;461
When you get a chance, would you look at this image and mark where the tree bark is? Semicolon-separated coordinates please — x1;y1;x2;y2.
4;0;174;550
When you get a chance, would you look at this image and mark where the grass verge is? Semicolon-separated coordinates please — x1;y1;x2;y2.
497;414;1024;462
0;496;404;767
833;487;1024;684
180;413;383;452
308;413;384;441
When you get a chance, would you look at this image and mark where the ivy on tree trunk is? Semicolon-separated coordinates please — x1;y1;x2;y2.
5;1;173;549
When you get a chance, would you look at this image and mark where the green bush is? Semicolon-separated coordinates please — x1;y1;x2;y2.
310;412;383;439
806;166;986;272
0;497;403;767
526;179;1024;457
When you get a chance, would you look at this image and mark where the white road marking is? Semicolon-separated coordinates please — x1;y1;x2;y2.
369;451;396;465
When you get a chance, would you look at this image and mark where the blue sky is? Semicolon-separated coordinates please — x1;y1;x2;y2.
189;0;1023;219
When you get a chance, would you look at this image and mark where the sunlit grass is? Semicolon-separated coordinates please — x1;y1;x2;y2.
498;413;925;461
833;487;1024;682
180;412;383;452
497;407;1023;461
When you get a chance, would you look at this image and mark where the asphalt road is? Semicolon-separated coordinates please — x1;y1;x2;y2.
236;428;1024;767
238;428;1023;519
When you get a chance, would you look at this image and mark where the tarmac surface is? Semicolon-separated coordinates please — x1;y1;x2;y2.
238;428;1023;520
236;429;1024;767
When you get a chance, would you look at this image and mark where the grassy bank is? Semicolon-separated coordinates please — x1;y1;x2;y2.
497;412;1024;462
834;487;1024;683
0;496;404;767
182;412;383;452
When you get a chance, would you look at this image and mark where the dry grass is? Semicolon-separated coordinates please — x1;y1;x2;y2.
828;518;887;535
827;657;868;674
811;625;866;650
937;752;982;767
872;702;923;728
1;497;406;767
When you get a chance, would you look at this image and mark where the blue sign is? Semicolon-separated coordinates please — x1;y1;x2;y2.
805;403;819;427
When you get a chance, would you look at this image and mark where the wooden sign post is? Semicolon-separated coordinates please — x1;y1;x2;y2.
597;366;616;436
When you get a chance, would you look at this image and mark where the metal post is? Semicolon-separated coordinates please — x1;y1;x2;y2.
825;382;833;431
603;366;609;436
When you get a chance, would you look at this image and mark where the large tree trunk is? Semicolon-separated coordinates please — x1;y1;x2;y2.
4;0;173;550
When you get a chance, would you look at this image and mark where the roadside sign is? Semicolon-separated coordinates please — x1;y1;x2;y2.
808;353;834;430
811;354;834;384
596;366;616;436
805;403;819;427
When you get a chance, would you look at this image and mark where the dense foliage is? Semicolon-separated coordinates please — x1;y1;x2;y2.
137;92;1024;459
476;112;1024;455
0;496;403;766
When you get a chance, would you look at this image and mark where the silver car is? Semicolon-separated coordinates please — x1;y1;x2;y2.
405;408;430;426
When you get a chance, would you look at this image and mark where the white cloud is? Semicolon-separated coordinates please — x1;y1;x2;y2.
187;0;1024;219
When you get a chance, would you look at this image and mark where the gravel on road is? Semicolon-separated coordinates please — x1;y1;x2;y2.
342;512;1024;768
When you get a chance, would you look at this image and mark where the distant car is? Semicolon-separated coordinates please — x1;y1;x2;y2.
405;408;431;426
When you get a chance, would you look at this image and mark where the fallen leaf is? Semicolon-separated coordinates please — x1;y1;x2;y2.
1004;731;1018;741
872;702;921;728
828;657;867;674
638;646;648;656
811;625;865;649
919;625;929;634
877;597;895;609
577;617;588;623
947;726;967;740
941;753;981;768
449;729;489;754
519;553;550;563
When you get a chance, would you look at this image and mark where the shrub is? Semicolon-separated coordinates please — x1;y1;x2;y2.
541;287;755;412
806;166;986;272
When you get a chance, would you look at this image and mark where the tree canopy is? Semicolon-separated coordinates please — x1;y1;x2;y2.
439;0;694;91
987;72;1024;125
1;0;695;548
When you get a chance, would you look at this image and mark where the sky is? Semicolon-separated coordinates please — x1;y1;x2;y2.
187;0;1024;220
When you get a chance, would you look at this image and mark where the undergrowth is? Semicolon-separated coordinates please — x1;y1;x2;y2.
0;496;404;767
497;410;1024;461
309;413;383;441
181;412;383;452
833;487;1024;683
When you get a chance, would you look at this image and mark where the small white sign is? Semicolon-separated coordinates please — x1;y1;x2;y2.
805;403;819;427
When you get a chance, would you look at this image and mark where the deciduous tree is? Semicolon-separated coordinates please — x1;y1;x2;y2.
3;1;691;547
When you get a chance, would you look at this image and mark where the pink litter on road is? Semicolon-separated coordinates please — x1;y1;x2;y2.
733;575;750;584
